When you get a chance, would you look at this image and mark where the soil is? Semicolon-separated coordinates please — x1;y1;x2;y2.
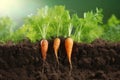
0;39;120;80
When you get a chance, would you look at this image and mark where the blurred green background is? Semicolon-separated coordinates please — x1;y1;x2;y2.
0;0;120;25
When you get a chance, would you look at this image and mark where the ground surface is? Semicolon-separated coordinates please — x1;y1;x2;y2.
0;39;120;80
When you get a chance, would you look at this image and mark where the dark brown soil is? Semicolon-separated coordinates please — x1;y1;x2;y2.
0;39;120;80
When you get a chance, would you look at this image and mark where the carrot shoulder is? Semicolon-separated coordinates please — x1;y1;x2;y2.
40;39;48;61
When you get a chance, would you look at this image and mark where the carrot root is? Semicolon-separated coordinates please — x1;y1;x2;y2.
65;37;73;74
40;39;48;62
53;38;61;66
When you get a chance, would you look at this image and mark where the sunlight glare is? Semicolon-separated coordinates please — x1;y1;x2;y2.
0;0;21;15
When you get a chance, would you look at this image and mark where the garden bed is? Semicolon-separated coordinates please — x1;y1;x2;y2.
0;39;120;80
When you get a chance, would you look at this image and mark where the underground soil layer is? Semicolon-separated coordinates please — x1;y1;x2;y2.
0;39;120;80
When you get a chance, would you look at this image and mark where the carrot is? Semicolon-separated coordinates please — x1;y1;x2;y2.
53;38;61;66
40;39;48;74
40;39;48;61
65;37;73;73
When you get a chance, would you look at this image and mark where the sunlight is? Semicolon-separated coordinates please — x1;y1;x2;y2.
0;0;43;24
0;0;21;15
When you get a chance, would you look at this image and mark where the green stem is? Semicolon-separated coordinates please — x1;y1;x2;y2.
68;23;72;37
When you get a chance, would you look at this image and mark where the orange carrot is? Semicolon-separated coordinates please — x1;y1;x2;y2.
40;39;48;61
65;37;73;72
53;38;61;65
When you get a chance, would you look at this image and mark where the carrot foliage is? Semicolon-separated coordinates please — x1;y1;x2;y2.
0;6;120;43
101;15;120;42
72;8;103;43
0;17;16;43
